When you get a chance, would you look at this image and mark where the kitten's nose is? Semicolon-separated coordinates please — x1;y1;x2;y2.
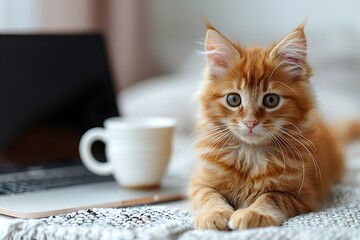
243;120;259;130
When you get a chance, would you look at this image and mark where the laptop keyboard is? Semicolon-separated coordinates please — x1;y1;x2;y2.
0;167;113;195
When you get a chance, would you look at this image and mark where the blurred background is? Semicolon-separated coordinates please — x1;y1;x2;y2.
1;0;360;174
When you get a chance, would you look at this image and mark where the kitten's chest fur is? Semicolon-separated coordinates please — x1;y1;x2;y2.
212;144;301;208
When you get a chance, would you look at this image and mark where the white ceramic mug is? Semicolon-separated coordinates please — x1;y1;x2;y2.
79;116;176;189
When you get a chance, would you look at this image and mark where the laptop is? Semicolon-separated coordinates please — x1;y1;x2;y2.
0;34;185;218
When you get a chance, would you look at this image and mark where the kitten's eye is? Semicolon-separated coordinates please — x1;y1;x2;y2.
263;94;280;108
226;93;241;107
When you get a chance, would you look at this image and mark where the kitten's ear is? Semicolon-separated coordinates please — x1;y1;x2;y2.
204;28;240;78
269;23;307;76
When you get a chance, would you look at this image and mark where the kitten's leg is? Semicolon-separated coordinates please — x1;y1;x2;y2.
191;185;234;230
228;191;309;230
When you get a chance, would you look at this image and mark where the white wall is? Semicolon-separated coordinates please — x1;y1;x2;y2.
0;0;100;32
0;0;38;30
149;0;360;73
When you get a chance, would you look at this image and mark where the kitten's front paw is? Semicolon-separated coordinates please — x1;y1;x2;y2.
194;208;234;230
228;208;279;230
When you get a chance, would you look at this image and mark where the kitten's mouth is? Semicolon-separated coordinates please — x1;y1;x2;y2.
246;130;258;135
246;133;260;139
237;131;266;144
230;125;266;144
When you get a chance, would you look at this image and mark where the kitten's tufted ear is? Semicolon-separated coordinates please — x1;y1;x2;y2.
204;27;240;78
270;23;307;76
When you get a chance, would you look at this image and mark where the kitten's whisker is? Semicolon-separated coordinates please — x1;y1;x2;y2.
271;130;303;172
203;133;233;163
192;126;229;139
183;127;228;149
274;133;306;196
189;123;230;141
280;130;324;197
277;135;296;163
277;120;302;135
267;131;288;177
201;130;233;162
266;128;303;162
280;130;319;165
197;129;232;147
180;127;231;156
275;120;317;152
276;134;303;163
281;127;317;153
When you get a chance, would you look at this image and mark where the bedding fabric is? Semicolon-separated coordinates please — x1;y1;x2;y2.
1;154;360;240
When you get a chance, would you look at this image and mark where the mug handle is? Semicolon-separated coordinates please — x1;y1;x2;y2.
79;128;112;176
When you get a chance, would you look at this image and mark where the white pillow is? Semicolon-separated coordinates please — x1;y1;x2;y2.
119;73;200;134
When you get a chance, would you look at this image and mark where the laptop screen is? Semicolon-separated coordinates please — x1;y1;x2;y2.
0;34;119;173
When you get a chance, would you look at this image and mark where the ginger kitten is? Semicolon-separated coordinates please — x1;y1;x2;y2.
189;22;360;230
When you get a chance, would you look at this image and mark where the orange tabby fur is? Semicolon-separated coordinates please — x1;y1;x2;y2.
189;22;360;230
